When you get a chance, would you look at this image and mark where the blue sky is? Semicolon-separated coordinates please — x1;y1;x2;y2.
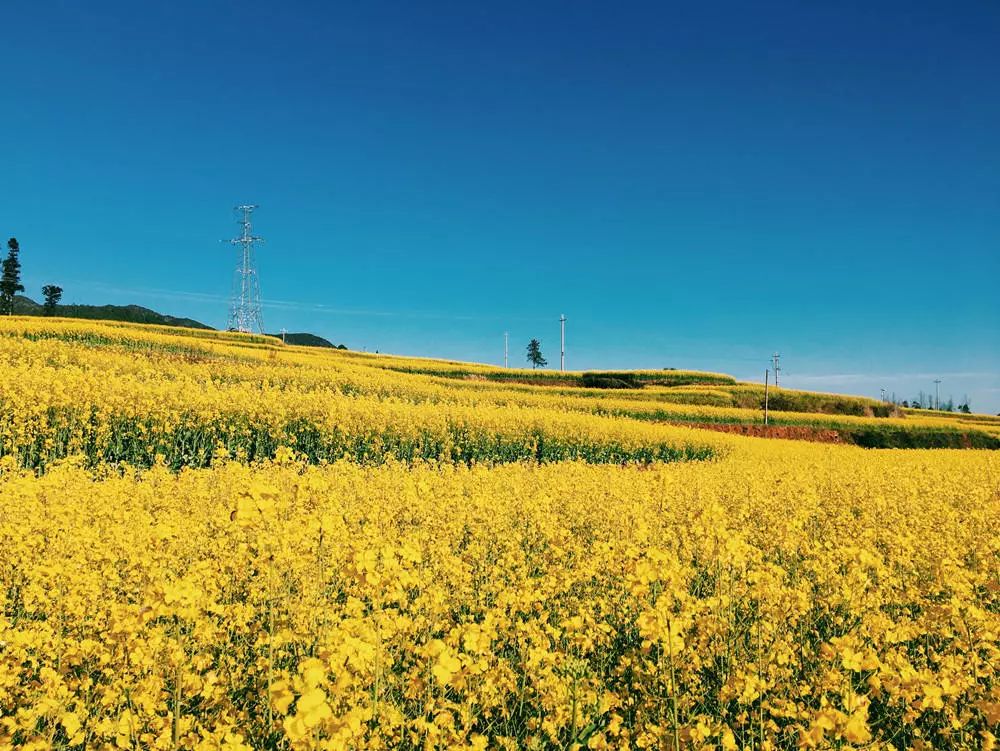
2;0;998;411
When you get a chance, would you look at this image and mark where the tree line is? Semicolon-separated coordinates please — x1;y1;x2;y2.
0;237;62;315
889;391;972;414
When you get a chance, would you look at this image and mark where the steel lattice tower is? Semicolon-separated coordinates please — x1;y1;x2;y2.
226;205;265;334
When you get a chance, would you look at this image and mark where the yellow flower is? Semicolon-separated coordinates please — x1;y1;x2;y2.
1;318;998;751
297;687;332;728
921;684;945;711
842;713;872;744
299;657;327;688
432;648;463;687
60;712;84;745
587;731;608;749
270;679;295;715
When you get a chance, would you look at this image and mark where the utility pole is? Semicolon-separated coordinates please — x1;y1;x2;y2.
772;353;781;387
934;379;941;410
504;332;509;368
560;314;566;372
764;369;770;426
226;204;265;334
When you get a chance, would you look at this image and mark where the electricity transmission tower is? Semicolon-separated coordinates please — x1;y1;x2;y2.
560;314;566;372
504;332;509;368
772;352;781;387
934;379;941;410
226;204;265;334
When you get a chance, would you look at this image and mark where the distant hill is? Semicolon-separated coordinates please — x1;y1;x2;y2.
268;332;346;349
13;295;212;330
12;295;347;349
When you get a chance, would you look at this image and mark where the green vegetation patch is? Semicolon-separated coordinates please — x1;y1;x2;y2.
1;405;716;471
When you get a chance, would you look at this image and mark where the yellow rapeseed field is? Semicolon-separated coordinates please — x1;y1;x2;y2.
1;319;998;750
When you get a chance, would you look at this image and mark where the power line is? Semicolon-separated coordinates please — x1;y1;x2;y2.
226;204;265;334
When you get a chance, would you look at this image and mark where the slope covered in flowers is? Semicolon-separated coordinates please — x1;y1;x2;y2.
0;319;997;750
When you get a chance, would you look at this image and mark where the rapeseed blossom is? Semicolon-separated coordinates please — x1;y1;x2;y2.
0;318;997;749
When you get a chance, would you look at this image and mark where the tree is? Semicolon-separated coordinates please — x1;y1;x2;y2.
42;285;63;315
0;237;24;315
526;339;547;369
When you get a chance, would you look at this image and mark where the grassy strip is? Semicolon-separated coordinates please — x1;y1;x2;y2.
841;425;1000;449
708;384;892;416
682;421;1000;449
580;370;737;388
904;408;1000;426
370;365;736;389
610;407;1000;449
380;366;579;385
2;408;715;471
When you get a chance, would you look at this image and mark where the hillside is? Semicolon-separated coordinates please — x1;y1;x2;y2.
12;295;347;348
0;317;995;452
13;294;212;330
267;331;345;349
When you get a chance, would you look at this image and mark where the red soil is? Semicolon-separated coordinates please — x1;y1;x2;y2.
678;422;847;444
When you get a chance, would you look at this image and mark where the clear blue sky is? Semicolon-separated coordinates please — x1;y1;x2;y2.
2;1;998;411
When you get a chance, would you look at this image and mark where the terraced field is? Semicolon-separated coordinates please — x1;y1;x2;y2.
1;318;997;750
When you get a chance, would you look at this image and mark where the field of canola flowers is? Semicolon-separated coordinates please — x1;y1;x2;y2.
1;318;998;750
